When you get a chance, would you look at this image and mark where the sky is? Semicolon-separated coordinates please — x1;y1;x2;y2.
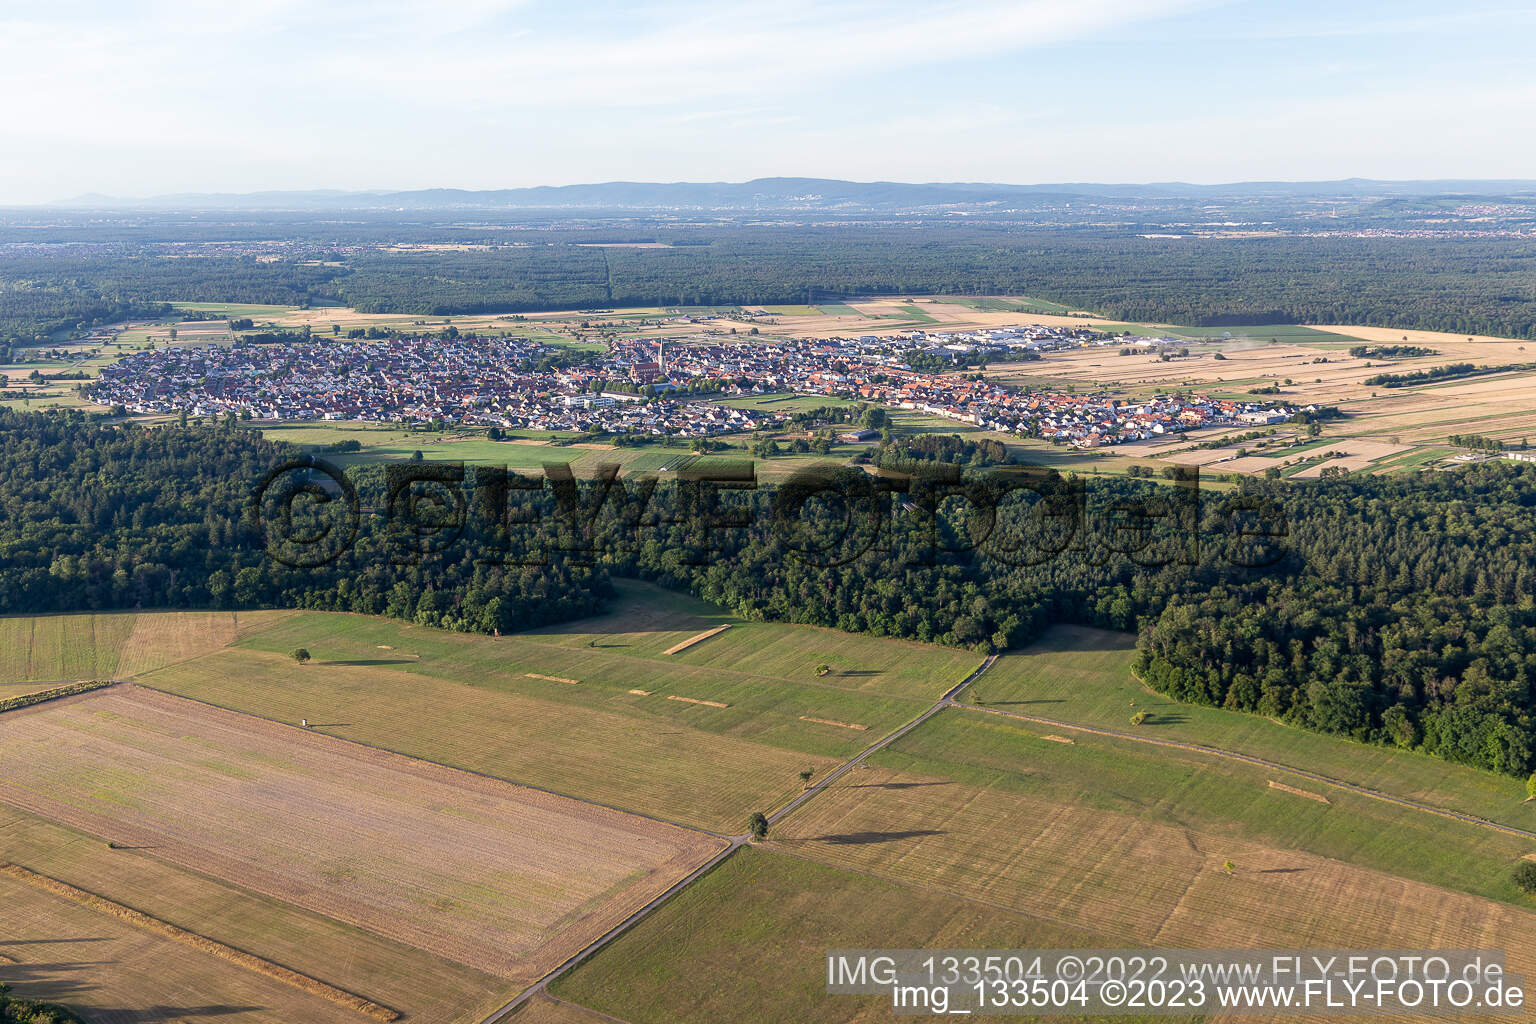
2;0;1535;203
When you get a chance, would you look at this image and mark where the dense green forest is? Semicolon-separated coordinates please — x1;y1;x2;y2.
1;408;1533;778
5;226;1536;342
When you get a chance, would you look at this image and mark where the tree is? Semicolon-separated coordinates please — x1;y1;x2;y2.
798;769;814;790
748;812;769;841
290;648;311;665
814;663;831;677
1222;860;1236;875
1528;772;1536;800
1514;860;1536;896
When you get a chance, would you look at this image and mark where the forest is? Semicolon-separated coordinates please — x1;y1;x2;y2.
1;408;1532;778
5;223;1536;343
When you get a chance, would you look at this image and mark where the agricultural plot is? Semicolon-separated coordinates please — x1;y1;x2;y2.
0;685;724;986
140;646;842;832
969;625;1534;828
0;609;295;685
552;847;1147;1024
1;870;373;1024
0;613;135;682
230;580;971;738
782;710;1536;908
138;583;976;829
0;804;506;1024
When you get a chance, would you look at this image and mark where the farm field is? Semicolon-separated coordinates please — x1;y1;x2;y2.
0;805;504;1024
764;710;1536;987
552;846;1161;1024
1;870;376;1024
0;609;296;684
130;582;978;830
792;709;1536;906
0;685;724;985
969;625;1534;828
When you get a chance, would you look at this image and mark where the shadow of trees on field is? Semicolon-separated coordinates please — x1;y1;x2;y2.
812;829;946;845
846;780;954;791
2;953;262;1018
319;658;416;667
981;698;1065;706
94;1006;264;1021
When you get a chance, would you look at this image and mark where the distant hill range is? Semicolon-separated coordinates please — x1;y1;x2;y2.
52;177;1536;212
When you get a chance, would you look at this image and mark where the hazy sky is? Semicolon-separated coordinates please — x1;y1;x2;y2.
3;0;1534;203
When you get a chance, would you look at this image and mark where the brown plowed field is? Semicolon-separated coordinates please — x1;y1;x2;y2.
0;685;723;985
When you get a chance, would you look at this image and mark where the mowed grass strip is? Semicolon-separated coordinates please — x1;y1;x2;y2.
0;871;375;1024
140;648;834;833
0;686;724;984
552;846;1182;1024
0;804;508;1024
973;625;1534;827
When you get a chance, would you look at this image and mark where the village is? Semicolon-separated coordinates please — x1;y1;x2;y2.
87;322;1299;446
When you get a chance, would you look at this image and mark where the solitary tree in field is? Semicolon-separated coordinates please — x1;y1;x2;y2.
814;663;831;677
1222;860;1236;876
798;769;814;790
1515;861;1536;896
748;812;769;841
291;648;311;665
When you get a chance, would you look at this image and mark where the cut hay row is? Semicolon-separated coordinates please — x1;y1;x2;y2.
798;715;868;731
628;688;653;696
1269;779;1330;803
1041;734;1076;745
526;673;580;685
667;695;730;709
662;624;731;655
0;862;400;1022
0;679;112;715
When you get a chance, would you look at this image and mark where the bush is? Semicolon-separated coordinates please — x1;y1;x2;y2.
290;648;311;664
1513;860;1536;895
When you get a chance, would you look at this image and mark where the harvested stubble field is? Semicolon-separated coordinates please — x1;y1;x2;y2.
0;685;723;985
971;625;1534;828
0;804;504;1024
769;711;1536;962
0;869;372;1024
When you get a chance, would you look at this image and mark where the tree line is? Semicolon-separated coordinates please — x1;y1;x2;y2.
1;407;1533;778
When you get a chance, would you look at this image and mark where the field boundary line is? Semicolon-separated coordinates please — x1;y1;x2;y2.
478;843;745;1024
0;679;115;715
474;654;1004;1023
0;861;400;1022
956;703;1536;841
133;682;734;840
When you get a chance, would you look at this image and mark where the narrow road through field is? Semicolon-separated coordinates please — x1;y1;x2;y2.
955;702;1536;842
476;654;998;1023
477;653;1536;1024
